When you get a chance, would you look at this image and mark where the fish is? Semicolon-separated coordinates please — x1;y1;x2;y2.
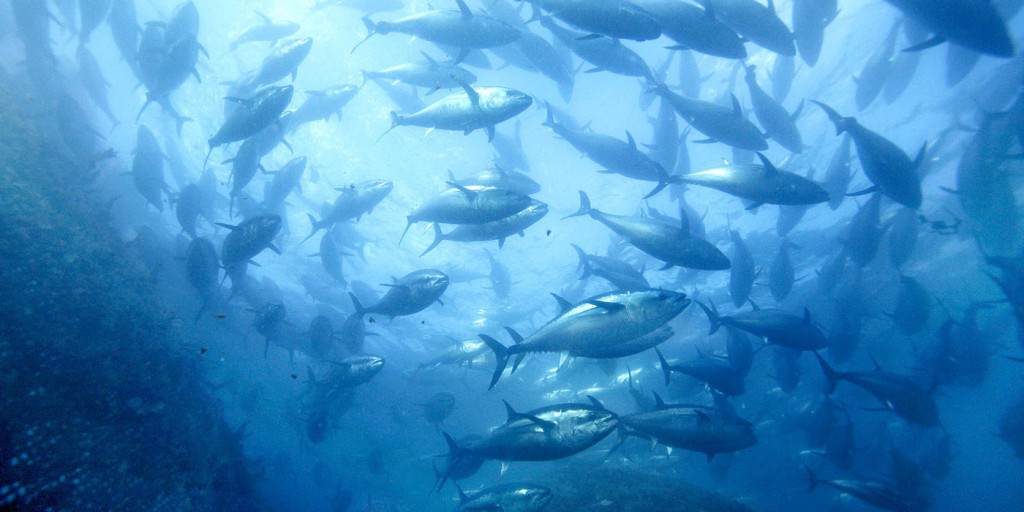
251;37;314;87
854;20;901;112
768;240;796;302
420;200;549;255
491;119;532;172
572;244;650;291
309;355;386;389
822;134;853;210
791;0;834;66
483;249;512;299
633;0;746;59
450;168;540;196
175;184;202;238
890;275;931;336
402;183;532;243
656;348;746;396
262;156;307;210
349;270;449;320
132;125;170;212
743;65;804;154
288;85;359;131
362;52;477;92
543;105;676;198
565;191;731;271
572;326;674;359
386;83;532;142
880;0;1014;57
540;17;653;79
680;153;829;208
480;290;690;388
206;85;294;168
698;301;828;351
705;0;796;56
454;483;552;512
522;0;661;41
353;0;521;56
217;215;283;265
185;237;220;322
230;12;300;51
814;353;940;427
304;180;393;242
651;83;768;151
308;315;335;360
439;400;618;485
79;0;112;45
812;101;924;209
619;395;757;460
76;46;118;125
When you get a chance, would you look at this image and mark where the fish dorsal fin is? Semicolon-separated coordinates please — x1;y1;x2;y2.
767;0;776;15
587;395;605;410
420;51;440;68
730;94;742;117
721;158;732;166
458;80;480;109
695;410;712;423
502;399;518;423
455;0;472;19
254;11;271;24
653;392;667;409
803;307;812;324
447;169;457;182
869;354;883;371
504;326;525;344
587;300;625;312
756;152;778;177
748;298;760;311
446;181;477;197
456;484;469;504
626;131;637;151
678;210;690;238
551;293;573;315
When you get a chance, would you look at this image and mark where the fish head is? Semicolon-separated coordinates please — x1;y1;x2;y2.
260;85;295;112
638;290;691;323
524;200;549;219
293;37;314;52
516;486;553;511
489;88;533;115
361;180;394;200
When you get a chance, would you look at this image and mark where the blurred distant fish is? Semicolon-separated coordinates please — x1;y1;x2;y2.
352;0;521;58
814;353;940;427
650;83;768;151
540;17;653;79
880;0;1014;57
565;191;730;271
132;125;170;212
311;0;404;13
744;65;803;154
698;300;828;351
521;0;661;41
454;483;551;512
107;0;139;66
250;37;313;87
812;101;924;210
632;0;746;59
288;85;359;131
230;12;299;51
363;52;476;94
402;183;532;243
79;0;112;45
704;0;795;56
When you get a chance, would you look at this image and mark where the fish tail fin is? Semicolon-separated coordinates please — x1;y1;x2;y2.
302;214;322;244
349;292;366;317
202;143;214;172
479;334;509;390
571;244;592;279
350;17;376;54
420;223;446;257
655;348;673;386
399;218;413;246
541;101;555;128
375;113;401;144
436;432;464;492
809;100;847;135
136;98;152;123
562;190;592;220
813;352;839;394
696;300;722;335
804;464;820;492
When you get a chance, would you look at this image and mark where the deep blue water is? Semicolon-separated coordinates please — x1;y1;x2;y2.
1;1;1024;511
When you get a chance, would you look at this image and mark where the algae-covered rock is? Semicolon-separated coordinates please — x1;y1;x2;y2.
542;467;753;512
0;76;263;510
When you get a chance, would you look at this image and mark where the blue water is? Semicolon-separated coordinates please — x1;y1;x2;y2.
1;1;1023;511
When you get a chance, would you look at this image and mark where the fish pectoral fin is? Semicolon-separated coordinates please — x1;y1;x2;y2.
902;36;946;53
693;138;717;144
499;460;511;476
268;243;282;255
586;300;625;312
486;124;495;142
519;413;557;432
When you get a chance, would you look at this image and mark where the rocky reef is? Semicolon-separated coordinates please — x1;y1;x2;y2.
543;466;753;512
0;82;261;510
